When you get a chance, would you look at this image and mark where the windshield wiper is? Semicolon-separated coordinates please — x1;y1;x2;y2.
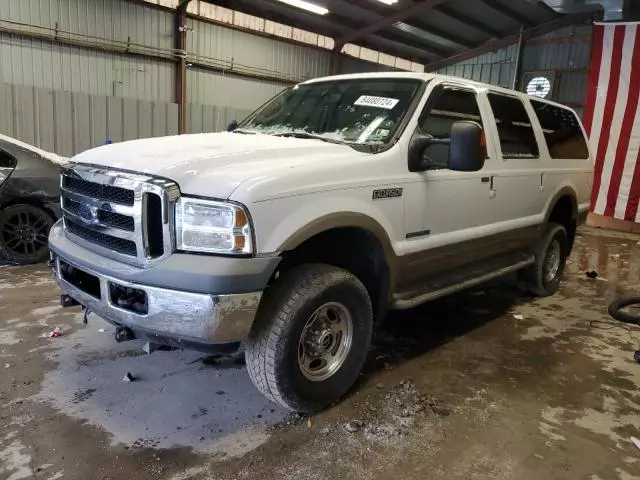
232;128;256;135
272;132;343;144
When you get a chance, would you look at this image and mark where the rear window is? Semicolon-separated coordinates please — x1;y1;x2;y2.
531;101;589;160
487;93;539;159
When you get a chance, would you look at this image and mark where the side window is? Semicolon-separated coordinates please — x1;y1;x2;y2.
487;93;539;159
418;86;483;167
531;101;589;160
0;149;17;169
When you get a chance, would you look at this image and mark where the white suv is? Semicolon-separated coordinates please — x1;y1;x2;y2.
49;72;593;413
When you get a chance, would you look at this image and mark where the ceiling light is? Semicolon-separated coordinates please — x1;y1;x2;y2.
278;0;329;15
376;0;399;4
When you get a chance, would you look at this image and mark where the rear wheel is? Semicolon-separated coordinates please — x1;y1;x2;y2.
246;264;373;413
0;204;54;264
521;222;568;297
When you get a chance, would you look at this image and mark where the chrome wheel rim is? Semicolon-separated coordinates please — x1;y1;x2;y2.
298;302;353;382
543;239;561;283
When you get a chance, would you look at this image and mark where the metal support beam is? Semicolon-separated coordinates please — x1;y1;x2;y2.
175;0;191;135
425;11;600;72
335;0;450;48
512;25;526;90
330;50;341;75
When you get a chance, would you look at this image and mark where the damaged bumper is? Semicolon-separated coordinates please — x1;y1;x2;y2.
48;222;278;351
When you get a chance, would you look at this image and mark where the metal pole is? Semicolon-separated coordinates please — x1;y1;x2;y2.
176;1;191;134
512;24;525;91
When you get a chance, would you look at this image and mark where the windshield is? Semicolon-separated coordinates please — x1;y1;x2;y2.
238;78;423;145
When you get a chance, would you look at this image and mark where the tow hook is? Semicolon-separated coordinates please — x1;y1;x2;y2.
115;326;136;343
60;294;80;308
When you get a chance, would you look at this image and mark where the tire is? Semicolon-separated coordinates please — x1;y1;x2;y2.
608;296;640;325
521;222;568;297
245;264;373;413
0;204;55;265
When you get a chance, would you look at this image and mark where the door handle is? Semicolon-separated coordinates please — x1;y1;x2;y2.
481;177;490;183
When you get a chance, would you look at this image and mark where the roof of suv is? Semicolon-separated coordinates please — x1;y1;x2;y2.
301;72;577;114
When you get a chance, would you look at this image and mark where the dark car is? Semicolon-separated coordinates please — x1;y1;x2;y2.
0;136;65;264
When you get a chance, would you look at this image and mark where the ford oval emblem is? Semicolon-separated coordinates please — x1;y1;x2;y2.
77;203;99;224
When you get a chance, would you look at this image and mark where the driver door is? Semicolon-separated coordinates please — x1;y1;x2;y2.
399;83;499;292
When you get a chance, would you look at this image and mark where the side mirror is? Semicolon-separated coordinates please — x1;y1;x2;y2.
408;134;436;172
448;121;485;172
227;120;238;132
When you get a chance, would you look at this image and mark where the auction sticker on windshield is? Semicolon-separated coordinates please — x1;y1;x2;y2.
354;95;399;110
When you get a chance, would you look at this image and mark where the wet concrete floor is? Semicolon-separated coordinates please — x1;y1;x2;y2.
1;227;640;479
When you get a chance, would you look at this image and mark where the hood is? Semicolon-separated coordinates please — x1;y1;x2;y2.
72;132;363;199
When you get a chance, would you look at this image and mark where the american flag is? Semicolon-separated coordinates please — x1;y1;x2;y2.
584;22;640;222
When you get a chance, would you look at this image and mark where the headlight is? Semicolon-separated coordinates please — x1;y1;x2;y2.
175;197;253;254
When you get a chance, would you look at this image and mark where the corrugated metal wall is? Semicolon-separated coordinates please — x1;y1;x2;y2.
1;0;592;155
436;44;518;88
2;0;174;49
187;17;331;85
187;68;285;112
436;25;592;116
0;82;178;157
1;0;175;101
0;34;175;102
0;0;398;155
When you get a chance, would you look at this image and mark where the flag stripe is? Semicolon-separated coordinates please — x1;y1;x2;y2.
605;25;640;217
583;24;604;136
591;25;626;212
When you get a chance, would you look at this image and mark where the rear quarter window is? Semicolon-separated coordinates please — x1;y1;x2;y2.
530;100;589;160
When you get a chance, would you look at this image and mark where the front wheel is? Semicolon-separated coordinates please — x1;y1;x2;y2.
521;222;568;297
245;264;373;413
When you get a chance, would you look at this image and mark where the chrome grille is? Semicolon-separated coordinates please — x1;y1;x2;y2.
60;164;180;268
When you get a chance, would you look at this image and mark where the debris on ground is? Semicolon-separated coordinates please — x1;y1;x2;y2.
376;383;384;389
344;420;363;433
4;363;9;369
513;314;525;320
631;436;640;451
122;371;137;382
320;427;330;435
48;327;64;338
586;270;598;279
98;329;106;333
307;418;312;430
566;348;577;355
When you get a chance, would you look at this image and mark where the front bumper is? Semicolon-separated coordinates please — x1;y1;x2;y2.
49;222;277;350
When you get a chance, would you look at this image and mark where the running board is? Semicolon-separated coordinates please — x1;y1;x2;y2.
392;257;534;310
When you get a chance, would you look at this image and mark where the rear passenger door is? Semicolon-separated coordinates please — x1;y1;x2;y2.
485;92;543;251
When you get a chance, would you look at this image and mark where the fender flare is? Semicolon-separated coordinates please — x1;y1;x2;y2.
543;186;578;227
277;211;399;285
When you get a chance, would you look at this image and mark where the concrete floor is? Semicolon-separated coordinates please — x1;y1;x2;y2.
1;227;640;480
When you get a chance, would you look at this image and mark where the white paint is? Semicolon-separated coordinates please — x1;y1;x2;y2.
0;134;68;166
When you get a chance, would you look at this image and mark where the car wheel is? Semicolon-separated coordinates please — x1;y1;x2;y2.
245;264;373;413
0;204;54;265
522;222;568;297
